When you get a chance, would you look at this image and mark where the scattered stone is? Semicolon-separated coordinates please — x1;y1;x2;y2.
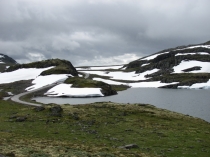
34;106;45;112
16;116;27;122
5;152;15;157
49;106;63;117
0;154;6;157
72;113;79;120
9;115;17;119
118;144;139;149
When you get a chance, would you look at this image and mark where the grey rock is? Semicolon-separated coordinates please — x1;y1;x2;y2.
34;106;45;112
49;106;63;117
118;144;139;149
16;116;27;122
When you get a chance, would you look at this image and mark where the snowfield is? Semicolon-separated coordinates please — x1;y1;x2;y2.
173;60;210;73
26;74;72;91
76;65;123;70
93;77;178;88
175;52;209;56
81;69;159;81
178;79;210;89
140;52;169;60
0;67;54;84
44;83;104;97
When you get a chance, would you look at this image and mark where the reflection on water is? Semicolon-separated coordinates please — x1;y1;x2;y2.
34;88;210;122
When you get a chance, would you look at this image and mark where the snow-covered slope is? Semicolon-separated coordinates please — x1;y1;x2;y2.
77;41;210;89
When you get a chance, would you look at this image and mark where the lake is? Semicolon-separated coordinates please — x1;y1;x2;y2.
34;88;210;123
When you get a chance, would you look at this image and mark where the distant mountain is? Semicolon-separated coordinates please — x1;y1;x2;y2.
0;54;17;72
77;40;210;89
124;40;210;88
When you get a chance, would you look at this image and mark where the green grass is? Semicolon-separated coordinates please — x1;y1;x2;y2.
0;100;210;157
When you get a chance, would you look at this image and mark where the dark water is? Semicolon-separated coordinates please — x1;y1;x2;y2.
34;88;210;122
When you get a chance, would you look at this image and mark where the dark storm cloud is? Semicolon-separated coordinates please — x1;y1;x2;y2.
0;0;210;66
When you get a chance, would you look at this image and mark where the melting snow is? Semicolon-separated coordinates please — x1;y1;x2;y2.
142;63;150;67
129;81;178;88
175;45;210;51
93;77;178;88
81;69;159;81
0;67;54;84
45;83;104;97
76;65;123;70
173;60;210;73
26;74;71;91
178;79;210;89
140;52;169;60
175;52;209;56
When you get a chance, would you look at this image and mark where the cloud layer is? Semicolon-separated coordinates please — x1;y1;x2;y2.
0;0;210;66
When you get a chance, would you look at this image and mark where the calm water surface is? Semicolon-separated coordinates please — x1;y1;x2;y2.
34;88;210;122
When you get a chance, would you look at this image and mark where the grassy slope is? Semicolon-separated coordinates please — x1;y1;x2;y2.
0;100;210;157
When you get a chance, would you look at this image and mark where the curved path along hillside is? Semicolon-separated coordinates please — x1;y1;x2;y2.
11;83;57;107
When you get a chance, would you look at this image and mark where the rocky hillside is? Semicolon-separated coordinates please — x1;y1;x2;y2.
77;40;210;89
0;54;17;72
125;41;210;88
5;59;78;76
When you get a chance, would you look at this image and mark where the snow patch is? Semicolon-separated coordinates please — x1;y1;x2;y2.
175;52;209;56
142;63;150;67
173;60;210;73
45;83;104;97
141;52;169;60
77;65;124;70
93;78;127;85
129;81;178;88
80;69;159;81
0;67;54;84
178;79;210;89
26;74;71;91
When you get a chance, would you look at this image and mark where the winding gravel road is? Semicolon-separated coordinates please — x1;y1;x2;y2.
11;83;57;107
11;73;89;107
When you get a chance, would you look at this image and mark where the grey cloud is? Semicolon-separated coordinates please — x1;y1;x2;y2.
0;0;210;66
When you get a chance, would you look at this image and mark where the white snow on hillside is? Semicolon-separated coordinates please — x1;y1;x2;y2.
26;74;71;91
178;79;210;89
0;67;54;84
93;78;127;85
129;81;178;88
81;69;159;81
175;52;209;56
0;61;4;64
176;45;210;51
140;52;169;60
45;83;104;97
0;55;4;58
173;60;210;73
76;65;123;70
93;77;178;88
142;63;150;67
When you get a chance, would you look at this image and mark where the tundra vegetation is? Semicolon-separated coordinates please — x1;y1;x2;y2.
0;100;209;157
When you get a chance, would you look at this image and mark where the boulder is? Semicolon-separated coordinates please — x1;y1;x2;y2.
118;144;139;149
49;106;63;117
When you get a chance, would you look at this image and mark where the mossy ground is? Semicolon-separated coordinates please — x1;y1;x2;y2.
0;100;210;157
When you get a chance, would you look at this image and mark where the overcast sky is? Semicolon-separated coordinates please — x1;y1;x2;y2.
0;0;210;66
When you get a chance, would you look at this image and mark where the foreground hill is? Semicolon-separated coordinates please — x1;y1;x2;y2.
77;41;210;89
0;100;210;157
